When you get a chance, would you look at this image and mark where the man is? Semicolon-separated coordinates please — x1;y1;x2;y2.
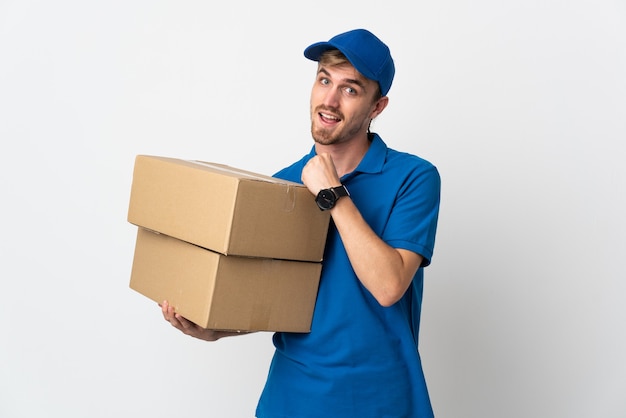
161;28;441;418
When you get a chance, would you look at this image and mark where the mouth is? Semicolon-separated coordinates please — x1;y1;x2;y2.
318;110;342;124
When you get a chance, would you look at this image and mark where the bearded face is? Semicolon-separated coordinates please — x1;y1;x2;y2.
309;64;380;146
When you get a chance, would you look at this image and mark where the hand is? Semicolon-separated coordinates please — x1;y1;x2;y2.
160;301;244;341
301;153;341;195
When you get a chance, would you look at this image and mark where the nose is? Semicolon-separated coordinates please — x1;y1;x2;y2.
321;86;340;108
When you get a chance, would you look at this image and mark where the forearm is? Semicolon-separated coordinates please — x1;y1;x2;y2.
300;152;423;306
329;197;422;307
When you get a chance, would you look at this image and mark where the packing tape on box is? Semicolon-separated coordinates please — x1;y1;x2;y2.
282;185;297;212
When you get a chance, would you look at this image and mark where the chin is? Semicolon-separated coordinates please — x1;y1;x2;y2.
312;129;338;145
313;136;338;146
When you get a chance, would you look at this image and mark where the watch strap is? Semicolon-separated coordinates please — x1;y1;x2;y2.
330;184;350;199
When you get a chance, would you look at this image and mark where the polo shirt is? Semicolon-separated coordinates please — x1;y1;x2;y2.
256;134;441;418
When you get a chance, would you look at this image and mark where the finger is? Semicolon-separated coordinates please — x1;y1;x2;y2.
160;301;168;320
161;300;171;319
167;307;179;324
175;314;193;330
162;302;181;326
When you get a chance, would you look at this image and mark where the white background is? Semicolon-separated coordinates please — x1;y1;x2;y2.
1;1;624;417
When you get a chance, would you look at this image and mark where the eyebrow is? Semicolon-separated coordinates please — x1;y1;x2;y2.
317;67;367;91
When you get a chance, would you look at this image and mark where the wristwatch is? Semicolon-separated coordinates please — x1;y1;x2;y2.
315;184;350;211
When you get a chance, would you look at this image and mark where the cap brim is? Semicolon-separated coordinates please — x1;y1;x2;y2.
303;42;334;61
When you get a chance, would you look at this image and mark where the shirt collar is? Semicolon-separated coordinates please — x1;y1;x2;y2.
354;133;386;175
306;134;387;178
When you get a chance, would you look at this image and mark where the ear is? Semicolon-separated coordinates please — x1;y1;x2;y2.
370;96;389;119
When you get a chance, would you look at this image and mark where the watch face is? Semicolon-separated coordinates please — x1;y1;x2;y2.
316;189;335;210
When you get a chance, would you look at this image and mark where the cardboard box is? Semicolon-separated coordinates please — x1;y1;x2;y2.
130;227;321;332
127;155;329;262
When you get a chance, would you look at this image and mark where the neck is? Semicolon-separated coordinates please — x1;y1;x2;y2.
315;134;372;177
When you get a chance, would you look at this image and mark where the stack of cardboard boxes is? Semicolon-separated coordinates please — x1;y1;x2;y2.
127;155;330;333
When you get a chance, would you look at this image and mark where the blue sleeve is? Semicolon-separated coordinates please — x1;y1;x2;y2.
383;164;441;267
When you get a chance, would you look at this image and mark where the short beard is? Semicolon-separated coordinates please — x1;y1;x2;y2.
311;119;366;146
311;123;338;145
310;105;342;145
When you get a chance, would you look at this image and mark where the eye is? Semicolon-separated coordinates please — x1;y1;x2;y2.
320;78;330;85
345;87;357;95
